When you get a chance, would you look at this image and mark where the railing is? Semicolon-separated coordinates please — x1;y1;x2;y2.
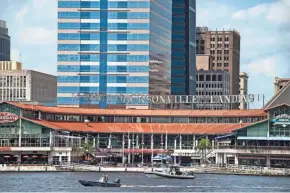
216;145;290;151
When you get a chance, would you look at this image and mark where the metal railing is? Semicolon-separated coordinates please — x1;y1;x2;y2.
216;145;290;150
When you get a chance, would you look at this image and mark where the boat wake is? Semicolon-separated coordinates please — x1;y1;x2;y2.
121;185;290;190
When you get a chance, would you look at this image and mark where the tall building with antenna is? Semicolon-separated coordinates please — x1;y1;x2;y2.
0;20;10;61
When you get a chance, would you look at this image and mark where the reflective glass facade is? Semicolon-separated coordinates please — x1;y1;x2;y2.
57;0;172;108
171;0;196;95
0;20;10;61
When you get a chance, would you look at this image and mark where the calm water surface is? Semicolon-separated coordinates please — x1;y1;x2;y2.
0;172;290;192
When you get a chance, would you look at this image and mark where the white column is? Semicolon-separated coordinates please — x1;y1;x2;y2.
108;134;112;148
38;111;42;119
49;130;53;147
215;153;219;164
193;135;196;149
266;155;271;167
97;134;100;148
224;153;227;165
19;117;22;147
212;140;215;149
234;154;239;165
128;137;131;164
151;134;154;167
179;135;182;150
174;139;177;150
68;151;71;164
93;138;96;148
165;133;168;150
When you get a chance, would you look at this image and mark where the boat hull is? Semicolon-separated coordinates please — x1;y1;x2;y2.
153;172;195;179
78;180;121;187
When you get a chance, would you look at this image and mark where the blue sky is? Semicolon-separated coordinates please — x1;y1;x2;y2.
0;0;290;108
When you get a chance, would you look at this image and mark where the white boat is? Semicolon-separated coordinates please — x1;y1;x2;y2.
146;166;195;179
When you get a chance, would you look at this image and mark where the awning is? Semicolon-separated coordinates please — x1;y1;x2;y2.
4;155;10;158
32;155;38;158
215;133;235;140
23;155;29;158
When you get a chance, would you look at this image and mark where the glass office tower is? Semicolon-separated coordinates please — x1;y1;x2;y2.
0;20;10;61
171;0;196;95
57;0;172;109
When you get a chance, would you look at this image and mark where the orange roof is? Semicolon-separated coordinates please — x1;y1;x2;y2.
27;119;251;135
4;102;267;117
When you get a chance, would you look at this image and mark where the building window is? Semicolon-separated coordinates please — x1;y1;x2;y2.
196;40;199;44
224;56;229;60
224;63;229;67
218;37;223;41
224;50;229;54
210;44;215;48
225;44;229;48
200;40;205;44
217;63;222;67
218;44;222;48
210;37;215;41
217;50;222;54
210;50;215;54
225;37;229;41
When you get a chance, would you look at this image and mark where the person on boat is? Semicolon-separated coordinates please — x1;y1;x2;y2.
103;172;108;183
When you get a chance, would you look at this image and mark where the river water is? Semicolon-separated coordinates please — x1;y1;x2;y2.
0;172;290;192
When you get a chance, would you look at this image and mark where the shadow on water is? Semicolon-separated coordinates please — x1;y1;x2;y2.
1;172;290;192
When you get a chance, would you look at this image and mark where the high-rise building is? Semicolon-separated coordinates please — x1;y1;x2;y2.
239;72;248;110
57;0;172;109
196;27;241;108
171;0;196;95
0;20;10;61
0;63;57;104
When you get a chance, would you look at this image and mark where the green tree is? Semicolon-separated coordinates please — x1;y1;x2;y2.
81;141;94;155
196;138;211;164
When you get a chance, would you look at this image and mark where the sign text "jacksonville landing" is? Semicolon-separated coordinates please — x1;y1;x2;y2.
72;94;263;104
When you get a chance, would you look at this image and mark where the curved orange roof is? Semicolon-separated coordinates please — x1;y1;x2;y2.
5;102;267;117
26;118;251;135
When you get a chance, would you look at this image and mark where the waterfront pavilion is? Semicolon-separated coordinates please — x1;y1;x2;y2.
0;101;266;165
215;81;290;168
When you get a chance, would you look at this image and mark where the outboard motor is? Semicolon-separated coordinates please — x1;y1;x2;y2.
114;179;121;184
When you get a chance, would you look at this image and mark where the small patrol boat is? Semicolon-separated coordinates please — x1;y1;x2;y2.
150;166;195;179
78;178;121;187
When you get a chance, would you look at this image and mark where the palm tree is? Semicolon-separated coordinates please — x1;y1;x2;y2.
79;142;94;161
196;138;211;164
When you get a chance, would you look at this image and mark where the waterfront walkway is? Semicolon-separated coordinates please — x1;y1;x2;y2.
1;164;290;176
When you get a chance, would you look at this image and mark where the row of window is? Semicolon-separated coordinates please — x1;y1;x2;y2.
36;112;264;124
213;63;229;67
58;33;149;41
196;74;224;81
58;1;150;8
197;91;225;96
210;44;230;48
58;12;149;19
57;76;149;83
57;65;149;72
57;54;149;62
58;23;149;30
213;56;229;61
58;44;149;51
57;87;149;94
196;83;225;88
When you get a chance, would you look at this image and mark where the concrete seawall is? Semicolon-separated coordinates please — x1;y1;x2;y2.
1;165;290;177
